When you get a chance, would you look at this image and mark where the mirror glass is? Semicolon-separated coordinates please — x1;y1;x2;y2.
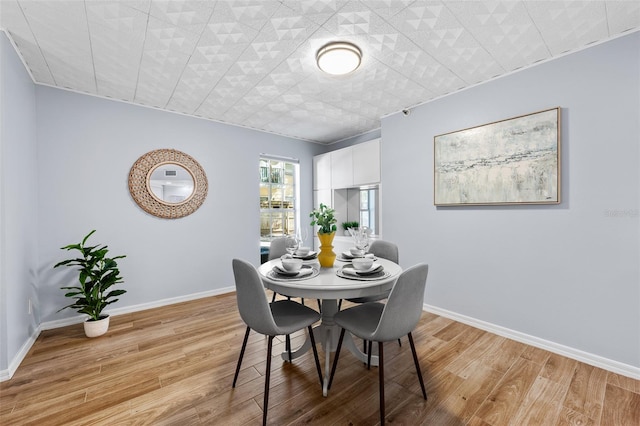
129;149;208;219
148;163;195;204
333;185;380;235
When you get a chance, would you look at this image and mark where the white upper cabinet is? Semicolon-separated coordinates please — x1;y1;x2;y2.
330;147;353;189
313;153;331;190
313;138;381;191
352;139;380;186
313;189;332;210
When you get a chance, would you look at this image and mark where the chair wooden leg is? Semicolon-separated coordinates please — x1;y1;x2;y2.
327;328;346;390
408;332;427;400
367;340;372;370
263;336;274;426
271;292;277;302
398;338;402;347
337;299;342;310
308;326;323;387
378;341;385;426
301;297;305;306
232;326;251;387
317;300;322;313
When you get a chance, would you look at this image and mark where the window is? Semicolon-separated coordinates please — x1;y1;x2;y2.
360;188;377;234
260;157;299;242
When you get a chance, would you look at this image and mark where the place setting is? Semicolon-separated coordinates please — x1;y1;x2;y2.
336;248;376;262
283;233;319;262
291;246;319;262
337;227;376;262
336;256;389;281
267;257;319;281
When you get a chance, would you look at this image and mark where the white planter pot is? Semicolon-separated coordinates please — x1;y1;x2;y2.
84;315;110;338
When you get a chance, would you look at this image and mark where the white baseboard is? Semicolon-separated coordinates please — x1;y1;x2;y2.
1;286;235;381
424;303;640;380
0;324;42;382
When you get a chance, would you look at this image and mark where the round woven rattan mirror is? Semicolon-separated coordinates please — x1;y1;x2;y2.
128;149;208;219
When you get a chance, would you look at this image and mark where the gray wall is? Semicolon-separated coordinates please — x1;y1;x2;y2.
0;32;39;372
36;86;324;324
0;29;325;374
381;32;639;369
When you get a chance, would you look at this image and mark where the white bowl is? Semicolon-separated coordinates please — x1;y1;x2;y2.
352;257;374;271
349;247;365;257
295;247;311;256
281;257;303;272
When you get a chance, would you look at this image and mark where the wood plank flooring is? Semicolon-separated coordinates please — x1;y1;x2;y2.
1;292;638;425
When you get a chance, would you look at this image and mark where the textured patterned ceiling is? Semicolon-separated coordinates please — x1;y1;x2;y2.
2;1;639;143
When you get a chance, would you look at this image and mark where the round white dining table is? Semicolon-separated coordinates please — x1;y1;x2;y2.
258;257;402;396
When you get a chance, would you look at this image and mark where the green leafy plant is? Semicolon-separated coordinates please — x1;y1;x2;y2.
54;230;127;321
341;221;360;230
309;203;338;234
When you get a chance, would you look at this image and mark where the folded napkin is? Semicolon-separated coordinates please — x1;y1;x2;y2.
273;265;314;278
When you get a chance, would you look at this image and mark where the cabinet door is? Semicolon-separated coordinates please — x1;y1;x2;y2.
314;189;332;209
353;139;380;185
313;153;331;190
330;147;353;189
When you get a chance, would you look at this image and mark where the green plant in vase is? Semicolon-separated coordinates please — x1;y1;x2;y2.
54;230;126;337
310;203;337;267
310;203;337;234
341;221;360;235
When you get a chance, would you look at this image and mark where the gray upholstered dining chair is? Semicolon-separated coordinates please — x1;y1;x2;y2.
340;239;400;347
231;259;323;426
267;236;288;261
268;236;296;300
268;237;322;312
268;237;292;301
345;239;399;304
328;263;429;426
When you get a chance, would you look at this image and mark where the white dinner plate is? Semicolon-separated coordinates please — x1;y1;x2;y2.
336;265;389;281
268;266;319;281
336;253;376;262
293;251;318;260
272;265;302;276
346;264;384;276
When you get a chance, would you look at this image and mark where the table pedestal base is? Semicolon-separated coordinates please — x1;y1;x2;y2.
279;299;378;396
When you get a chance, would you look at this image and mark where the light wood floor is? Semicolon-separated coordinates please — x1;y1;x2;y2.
1;292;638;425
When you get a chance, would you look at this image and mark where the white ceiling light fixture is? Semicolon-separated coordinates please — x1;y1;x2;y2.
316;42;362;76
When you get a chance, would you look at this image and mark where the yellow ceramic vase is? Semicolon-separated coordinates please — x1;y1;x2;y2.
317;232;336;268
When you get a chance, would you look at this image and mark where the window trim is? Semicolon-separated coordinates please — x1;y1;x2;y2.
260;155;300;242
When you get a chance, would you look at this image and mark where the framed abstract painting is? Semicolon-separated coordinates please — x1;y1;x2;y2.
434;107;561;206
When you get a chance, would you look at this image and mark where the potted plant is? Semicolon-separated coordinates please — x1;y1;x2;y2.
54;230;126;338
310;203;338;267
341;221;359;236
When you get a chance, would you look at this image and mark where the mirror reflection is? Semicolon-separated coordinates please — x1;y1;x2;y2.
334;186;379;235
148;163;195;204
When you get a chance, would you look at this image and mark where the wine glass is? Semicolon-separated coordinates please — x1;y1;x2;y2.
284;234;299;256
351;227;370;253
297;227;309;247
355;233;369;253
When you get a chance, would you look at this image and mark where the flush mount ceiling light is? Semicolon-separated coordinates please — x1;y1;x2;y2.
316;42;362;75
